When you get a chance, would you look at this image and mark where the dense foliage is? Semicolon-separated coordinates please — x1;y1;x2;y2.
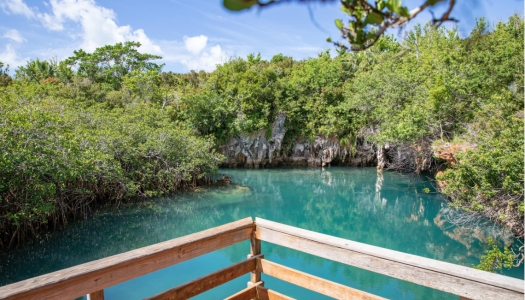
0;45;222;248
0;15;522;272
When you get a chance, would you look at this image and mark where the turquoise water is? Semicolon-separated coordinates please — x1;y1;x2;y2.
0;167;522;299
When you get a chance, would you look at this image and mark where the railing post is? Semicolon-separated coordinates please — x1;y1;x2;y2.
248;222;262;287
86;290;104;300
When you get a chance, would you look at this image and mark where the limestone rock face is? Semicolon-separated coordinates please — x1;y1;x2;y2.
220;113;377;168
219;113;287;168
384;141;435;173
351;138;378;167
219;114;434;171
268;112;287;163
287;136;341;167
283;135;377;167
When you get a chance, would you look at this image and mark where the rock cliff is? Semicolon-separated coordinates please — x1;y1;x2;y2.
219;113;434;171
219;113;287;168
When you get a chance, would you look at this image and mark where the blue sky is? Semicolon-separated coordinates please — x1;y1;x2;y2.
0;0;523;73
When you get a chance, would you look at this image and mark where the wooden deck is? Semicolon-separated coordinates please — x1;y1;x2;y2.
0;217;522;300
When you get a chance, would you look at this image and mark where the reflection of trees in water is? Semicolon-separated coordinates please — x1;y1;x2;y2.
235;168;517;294
235;169;500;260
435;206;514;255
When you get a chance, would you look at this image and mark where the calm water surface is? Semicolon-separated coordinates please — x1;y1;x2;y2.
0;168;522;299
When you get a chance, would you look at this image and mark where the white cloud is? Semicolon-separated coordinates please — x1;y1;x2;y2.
36;0;162;54
37;9;64;30
1;0;229;72
0;44;29;69
183;35;207;55
0;0;35;18
159;38;229;72
2;29;26;43
181;45;226;72
1;0;161;54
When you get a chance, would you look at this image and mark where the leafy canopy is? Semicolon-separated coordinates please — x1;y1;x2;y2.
62;41;163;89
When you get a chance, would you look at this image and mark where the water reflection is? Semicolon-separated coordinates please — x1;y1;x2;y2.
0;167;522;299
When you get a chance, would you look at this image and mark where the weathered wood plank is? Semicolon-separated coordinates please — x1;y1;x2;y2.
0;217;254;300
250;223;262;284
147;254;263;300
255;218;524;294
86;289;104;300
259;258;384;300
224;283;258;300
256;285;296;300
255;225;523;300
224;281;293;300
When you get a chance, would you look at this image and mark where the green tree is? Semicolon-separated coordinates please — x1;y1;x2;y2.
62;41;163;89
15;58;59;84
0;62;12;87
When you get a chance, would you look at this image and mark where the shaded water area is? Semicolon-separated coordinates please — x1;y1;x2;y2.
0;167;522;299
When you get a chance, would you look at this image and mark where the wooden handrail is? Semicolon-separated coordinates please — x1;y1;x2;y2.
0;217;254;300
147;254;263;300
0;217;523;300
258;258;384;300
255;217;524;300
225;282;294;300
224;282;261;300
254;285;295;300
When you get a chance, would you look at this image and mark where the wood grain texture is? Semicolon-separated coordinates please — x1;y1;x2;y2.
250;224;262;284
255;226;523;300
0;217;254;300
147;254;263;300
224;283;259;300
259;258;384;300
256;285;296;300
255;218;524;293
87;289;104;300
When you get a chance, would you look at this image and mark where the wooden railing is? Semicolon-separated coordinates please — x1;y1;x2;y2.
0;217;523;300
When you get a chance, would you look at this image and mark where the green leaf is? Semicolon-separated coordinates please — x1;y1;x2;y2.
376;0;386;10
223;0;257;11
340;5;352;14
365;12;384;25
398;7;409;18
326;37;333;43
386;0;402;13
335;19;344;30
